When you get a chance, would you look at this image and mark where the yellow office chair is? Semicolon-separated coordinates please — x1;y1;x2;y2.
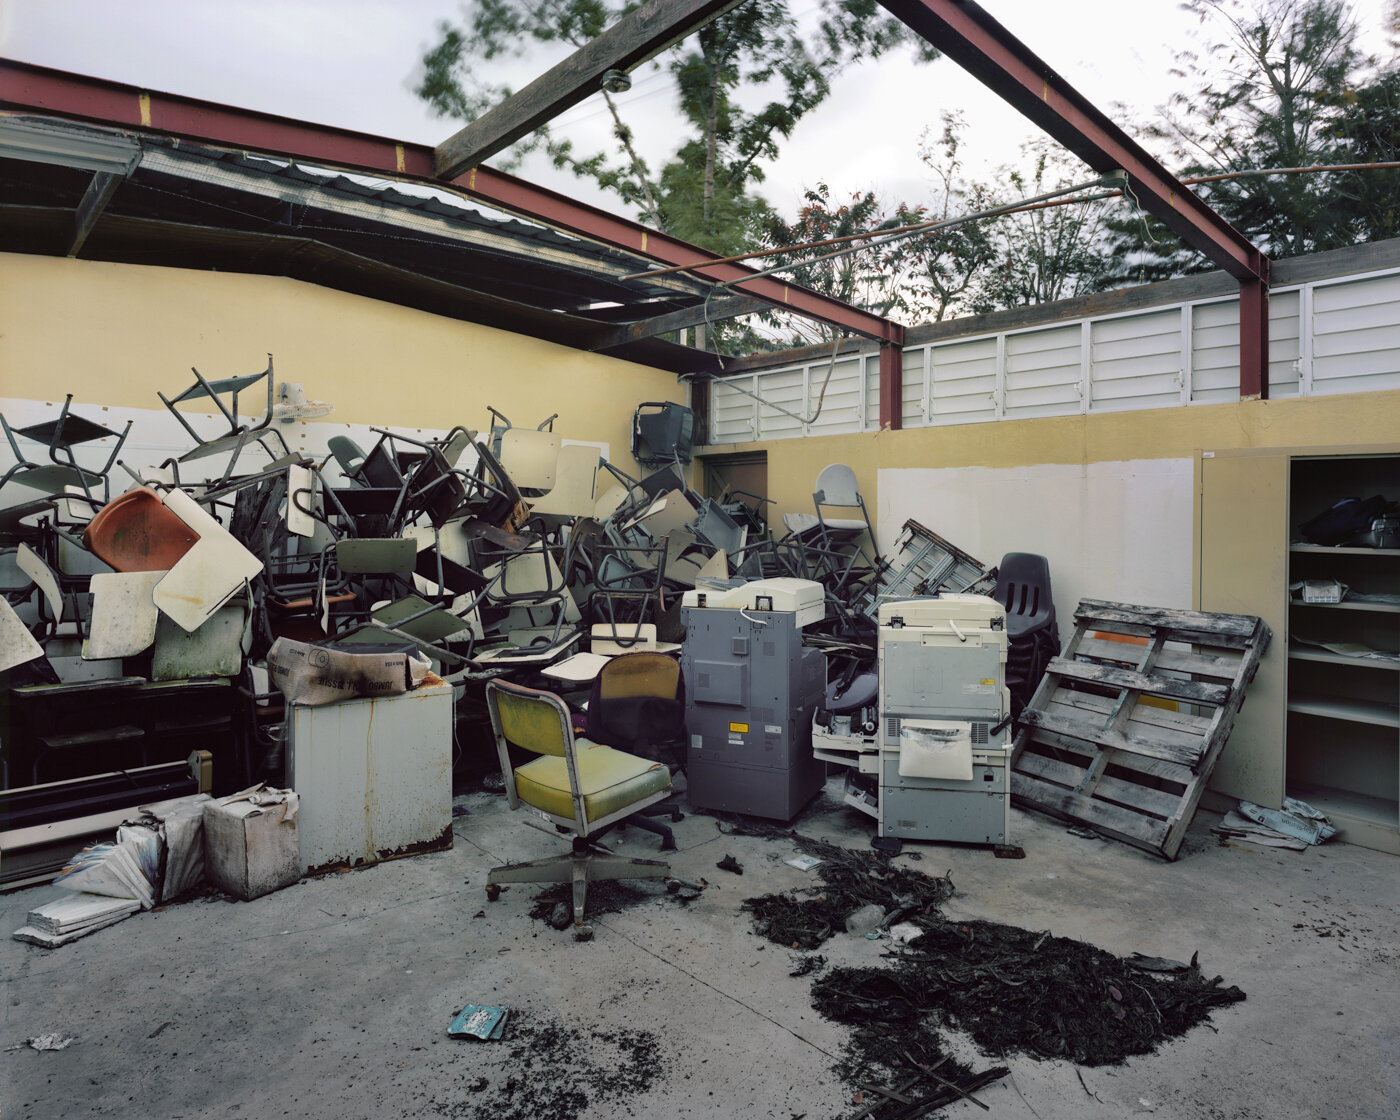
484;678;673;940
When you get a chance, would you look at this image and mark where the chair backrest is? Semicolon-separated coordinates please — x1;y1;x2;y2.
995;552;1055;636
813;463;862;509
486;678;586;829
585;651;684;752
489;679;572;759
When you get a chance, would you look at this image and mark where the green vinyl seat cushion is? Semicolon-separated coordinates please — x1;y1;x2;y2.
513;739;670;822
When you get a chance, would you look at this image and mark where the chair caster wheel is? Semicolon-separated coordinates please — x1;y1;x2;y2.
485;883;501;902
574;924;593;942
666;878;680;894
660;836;677;852
669;810;683;823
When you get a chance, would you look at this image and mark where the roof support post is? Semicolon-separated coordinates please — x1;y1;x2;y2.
1238;277;1269;401
878;341;903;431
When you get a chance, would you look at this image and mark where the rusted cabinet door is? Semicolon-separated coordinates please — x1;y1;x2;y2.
1197;448;1288;807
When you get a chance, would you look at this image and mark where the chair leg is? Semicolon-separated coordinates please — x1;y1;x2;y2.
624;812;677;851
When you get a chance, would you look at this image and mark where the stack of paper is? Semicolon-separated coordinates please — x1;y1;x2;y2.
12;893;141;948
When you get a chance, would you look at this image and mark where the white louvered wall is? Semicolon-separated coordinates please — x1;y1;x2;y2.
706;267;1400;443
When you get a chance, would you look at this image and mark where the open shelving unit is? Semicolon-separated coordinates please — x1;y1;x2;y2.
1284;456;1399;850
1199;444;1399;855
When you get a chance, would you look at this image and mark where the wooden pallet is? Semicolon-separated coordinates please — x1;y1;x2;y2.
1010;599;1271;860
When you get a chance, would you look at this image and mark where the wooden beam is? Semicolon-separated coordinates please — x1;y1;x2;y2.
69;170;121;257
594;293;769;350
435;0;745;178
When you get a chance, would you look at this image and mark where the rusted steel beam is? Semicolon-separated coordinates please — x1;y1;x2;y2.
878;341;903;431
0;59;902;345
1238;277;1270;400
435;0;744;177
874;0;1270;401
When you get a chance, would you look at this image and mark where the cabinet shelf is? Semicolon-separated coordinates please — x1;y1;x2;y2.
1290;599;1400;614
1285;784;1399;829
1288;693;1400;728
1290;544;1400;556
1288;648;1400;670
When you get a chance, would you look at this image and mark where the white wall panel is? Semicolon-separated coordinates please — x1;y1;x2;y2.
1090;309;1182;411
807;358;864;437
929;336;997;424
878;458;1196;631
1311;274;1400;395
754;367;806;440
710;376;757;443
1004;323;1082;419
706;266;1400;442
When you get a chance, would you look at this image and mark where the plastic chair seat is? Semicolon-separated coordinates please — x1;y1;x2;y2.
83;487;200;572
513;741;670;822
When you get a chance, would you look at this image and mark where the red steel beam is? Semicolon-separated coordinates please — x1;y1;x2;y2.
878;342;903;431
0;59;903;346
876;0;1268;398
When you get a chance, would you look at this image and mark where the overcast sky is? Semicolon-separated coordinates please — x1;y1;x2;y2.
2;1;1391;221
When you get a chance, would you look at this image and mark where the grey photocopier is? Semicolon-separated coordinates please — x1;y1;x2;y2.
680;578;827;820
814;594;1013;845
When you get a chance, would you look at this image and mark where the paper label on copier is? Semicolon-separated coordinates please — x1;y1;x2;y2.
963;683;995;694
691;734;702;750
729;722;749;734
765;724;782;734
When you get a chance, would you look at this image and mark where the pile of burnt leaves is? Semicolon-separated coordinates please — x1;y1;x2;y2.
527;877;661;926
812;920;1246;1067
452;1017;664;1120
737;830;954;950
833;1026;1008;1120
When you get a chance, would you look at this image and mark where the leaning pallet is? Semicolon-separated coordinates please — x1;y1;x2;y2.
1010;599;1270;860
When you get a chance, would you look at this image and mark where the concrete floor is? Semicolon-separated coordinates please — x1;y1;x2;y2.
3;777;1397;1120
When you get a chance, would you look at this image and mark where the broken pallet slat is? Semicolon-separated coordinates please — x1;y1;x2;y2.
1043;656;1231;706
1018;708;1205;769
1011;598;1270;860
1076;636;1244;681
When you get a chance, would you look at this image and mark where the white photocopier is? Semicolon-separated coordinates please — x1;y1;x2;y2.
814;594;1013;845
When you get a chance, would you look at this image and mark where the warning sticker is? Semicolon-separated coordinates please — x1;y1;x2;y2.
729;722;749;734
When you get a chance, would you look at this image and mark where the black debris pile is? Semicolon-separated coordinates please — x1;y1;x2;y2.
833;1029;1007;1120
441;1017;664;1120
812;921;1246;1067
738;830;954;950
526;878;660;926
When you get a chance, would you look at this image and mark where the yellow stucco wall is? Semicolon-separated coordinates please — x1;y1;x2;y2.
701;390;1400;522
0;253;684;465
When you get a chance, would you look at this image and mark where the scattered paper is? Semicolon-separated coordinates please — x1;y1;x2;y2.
785;856;823;872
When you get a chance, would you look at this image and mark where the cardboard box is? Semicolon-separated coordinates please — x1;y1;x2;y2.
202;787;300;901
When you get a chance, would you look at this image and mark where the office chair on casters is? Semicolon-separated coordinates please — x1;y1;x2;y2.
484;679;673;940
584;652;686;779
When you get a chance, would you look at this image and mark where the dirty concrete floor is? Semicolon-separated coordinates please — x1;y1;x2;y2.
3;778;1397;1120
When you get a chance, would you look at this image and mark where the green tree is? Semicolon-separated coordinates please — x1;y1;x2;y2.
889;119;1114;321
1105;0;1371;282
1320;67;1400;243
896;113;1000;322
758;182;916;346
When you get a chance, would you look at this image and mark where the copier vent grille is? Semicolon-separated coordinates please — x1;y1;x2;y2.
971;722;989;745
885;716;901;740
